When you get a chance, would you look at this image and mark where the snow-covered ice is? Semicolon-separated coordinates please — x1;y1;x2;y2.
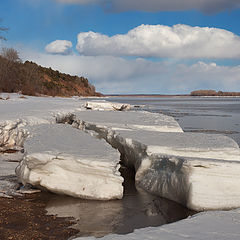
117;130;240;161
84;100;131;111
65;114;240;210
1;94;240;209
1;93;240;239
0;94;84;124
0;94;86;150
16;124;123;200
111;131;240;210
74;110;183;133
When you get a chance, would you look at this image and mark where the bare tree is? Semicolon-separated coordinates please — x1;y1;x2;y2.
0;19;8;41
1;47;21;62
0;48;21;91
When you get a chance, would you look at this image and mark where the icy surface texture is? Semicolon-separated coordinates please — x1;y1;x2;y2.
16;124;123;200
84;101;131;111
75;110;183;132
117;130;240;161
2;94;240;210
0;94;83;123
0;94;86;150
0;120;27;151
66;112;240;211
74;209;240;240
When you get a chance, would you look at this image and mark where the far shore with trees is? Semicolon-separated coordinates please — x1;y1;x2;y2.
190;90;240;97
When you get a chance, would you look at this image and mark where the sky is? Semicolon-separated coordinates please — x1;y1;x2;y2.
0;0;240;94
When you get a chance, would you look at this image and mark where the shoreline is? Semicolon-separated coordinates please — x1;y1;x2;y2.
0;193;79;240
105;94;240;98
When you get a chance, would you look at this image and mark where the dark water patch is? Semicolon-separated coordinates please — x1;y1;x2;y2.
185;129;239;134
152;109;232;118
36;166;194;238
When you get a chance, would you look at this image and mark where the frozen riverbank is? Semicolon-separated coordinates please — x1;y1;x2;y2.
1;94;240;209
1;94;240;239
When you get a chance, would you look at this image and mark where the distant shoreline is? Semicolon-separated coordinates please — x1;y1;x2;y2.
105;90;240;98
105;94;190;97
105;94;240;98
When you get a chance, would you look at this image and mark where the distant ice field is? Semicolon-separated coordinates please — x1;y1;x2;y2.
107;96;240;145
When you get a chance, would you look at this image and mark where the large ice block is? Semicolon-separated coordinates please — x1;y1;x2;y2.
116;130;240;161
74;110;183;133
16;124;123;200
0;94;87;150
113;130;240;210
68;115;240;210
84;101;131;111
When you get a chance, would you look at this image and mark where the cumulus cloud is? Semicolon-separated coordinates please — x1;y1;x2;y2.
20;50;240;94
45;40;73;55
54;0;240;13
76;24;240;59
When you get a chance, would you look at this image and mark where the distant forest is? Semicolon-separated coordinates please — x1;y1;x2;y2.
0;48;101;97
190;90;240;96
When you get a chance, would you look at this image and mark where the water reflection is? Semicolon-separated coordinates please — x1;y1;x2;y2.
46;195;123;237
44;166;194;238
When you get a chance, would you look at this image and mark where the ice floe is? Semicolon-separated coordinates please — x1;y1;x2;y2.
74;110;183;133
63;114;240;211
84;101;131;111
0;95;87;150
16;124;123;200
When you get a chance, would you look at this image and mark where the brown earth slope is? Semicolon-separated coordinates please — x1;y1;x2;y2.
0;56;102;97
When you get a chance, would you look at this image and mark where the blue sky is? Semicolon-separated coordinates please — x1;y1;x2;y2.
1;0;240;94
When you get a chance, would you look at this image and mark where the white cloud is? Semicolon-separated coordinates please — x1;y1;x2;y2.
76;24;240;59
53;0;240;13
20;50;240;94
45;40;73;55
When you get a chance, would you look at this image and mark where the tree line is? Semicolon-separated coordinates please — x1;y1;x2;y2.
0;48;100;97
190;90;240;96
0;19;100;97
